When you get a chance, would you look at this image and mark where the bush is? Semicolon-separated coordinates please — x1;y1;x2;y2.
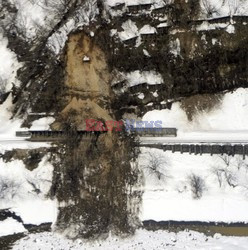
142;151;169;181
188;173;205;199
0;176;21;200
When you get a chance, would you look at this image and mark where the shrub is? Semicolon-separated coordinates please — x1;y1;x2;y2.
188;173;206;199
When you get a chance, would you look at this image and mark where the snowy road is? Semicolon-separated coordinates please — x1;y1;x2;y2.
140;130;248;144
0;138;51;150
141;139;248;144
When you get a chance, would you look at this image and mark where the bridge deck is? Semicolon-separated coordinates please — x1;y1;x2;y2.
16;130;106;142
141;143;248;159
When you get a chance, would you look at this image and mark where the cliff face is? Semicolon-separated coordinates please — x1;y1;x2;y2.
7;0;248;121
101;5;248;117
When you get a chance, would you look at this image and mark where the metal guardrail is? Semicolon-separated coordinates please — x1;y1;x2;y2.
15;131;105;139
133;128;177;137
141;143;248;159
15;131;32;137
16;128;178;138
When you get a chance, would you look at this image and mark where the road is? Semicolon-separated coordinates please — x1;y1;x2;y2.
140;130;248;145
0;137;51;150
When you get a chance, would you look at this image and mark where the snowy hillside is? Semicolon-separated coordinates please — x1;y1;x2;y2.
143;88;248;133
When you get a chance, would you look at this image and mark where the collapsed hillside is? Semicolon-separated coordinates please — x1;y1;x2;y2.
50;31;142;238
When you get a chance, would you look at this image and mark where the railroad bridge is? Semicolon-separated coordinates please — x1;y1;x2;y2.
16;130;248;159
140;142;248;160
136;128;248;159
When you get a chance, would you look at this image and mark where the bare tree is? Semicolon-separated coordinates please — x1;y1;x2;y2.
211;166;225;187
188;173;206;199
221;0;244;16
0;176;21;200
219;155;237;187
141;151;169;181
235;156;247;170
201;0;219;18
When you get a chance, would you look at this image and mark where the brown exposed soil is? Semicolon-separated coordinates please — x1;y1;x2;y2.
52;31;115;131
65;32;111;100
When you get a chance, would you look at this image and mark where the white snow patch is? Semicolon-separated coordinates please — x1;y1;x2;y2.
11;199;58;225
30;117;55;130
140;25;157;34
157;22;168;28
48;2;98;54
143;49;150;57
153;91;158;97
0;156;57;225
0;218;27;237
110;29;118;36
118;20;139;41
0;95;27;139
126;70;164;86
196;22;229;32
48;18;77;55
0;96;51;150
212;38;218;45
170;38;181;57
226;24;235;33
11;0;51;39
138;93;145;99
118;21;162;43
0;34;22;91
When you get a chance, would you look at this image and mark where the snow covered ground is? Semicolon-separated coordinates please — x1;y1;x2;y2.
0;156;58;226
12;229;248;250
139;149;248;223
0;95;53;151
0;218;26;237
0;94;57;237
139;88;248;223
0;34;22;92
0;97;57;228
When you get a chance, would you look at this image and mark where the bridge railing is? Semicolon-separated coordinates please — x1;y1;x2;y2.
133;127;177;137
